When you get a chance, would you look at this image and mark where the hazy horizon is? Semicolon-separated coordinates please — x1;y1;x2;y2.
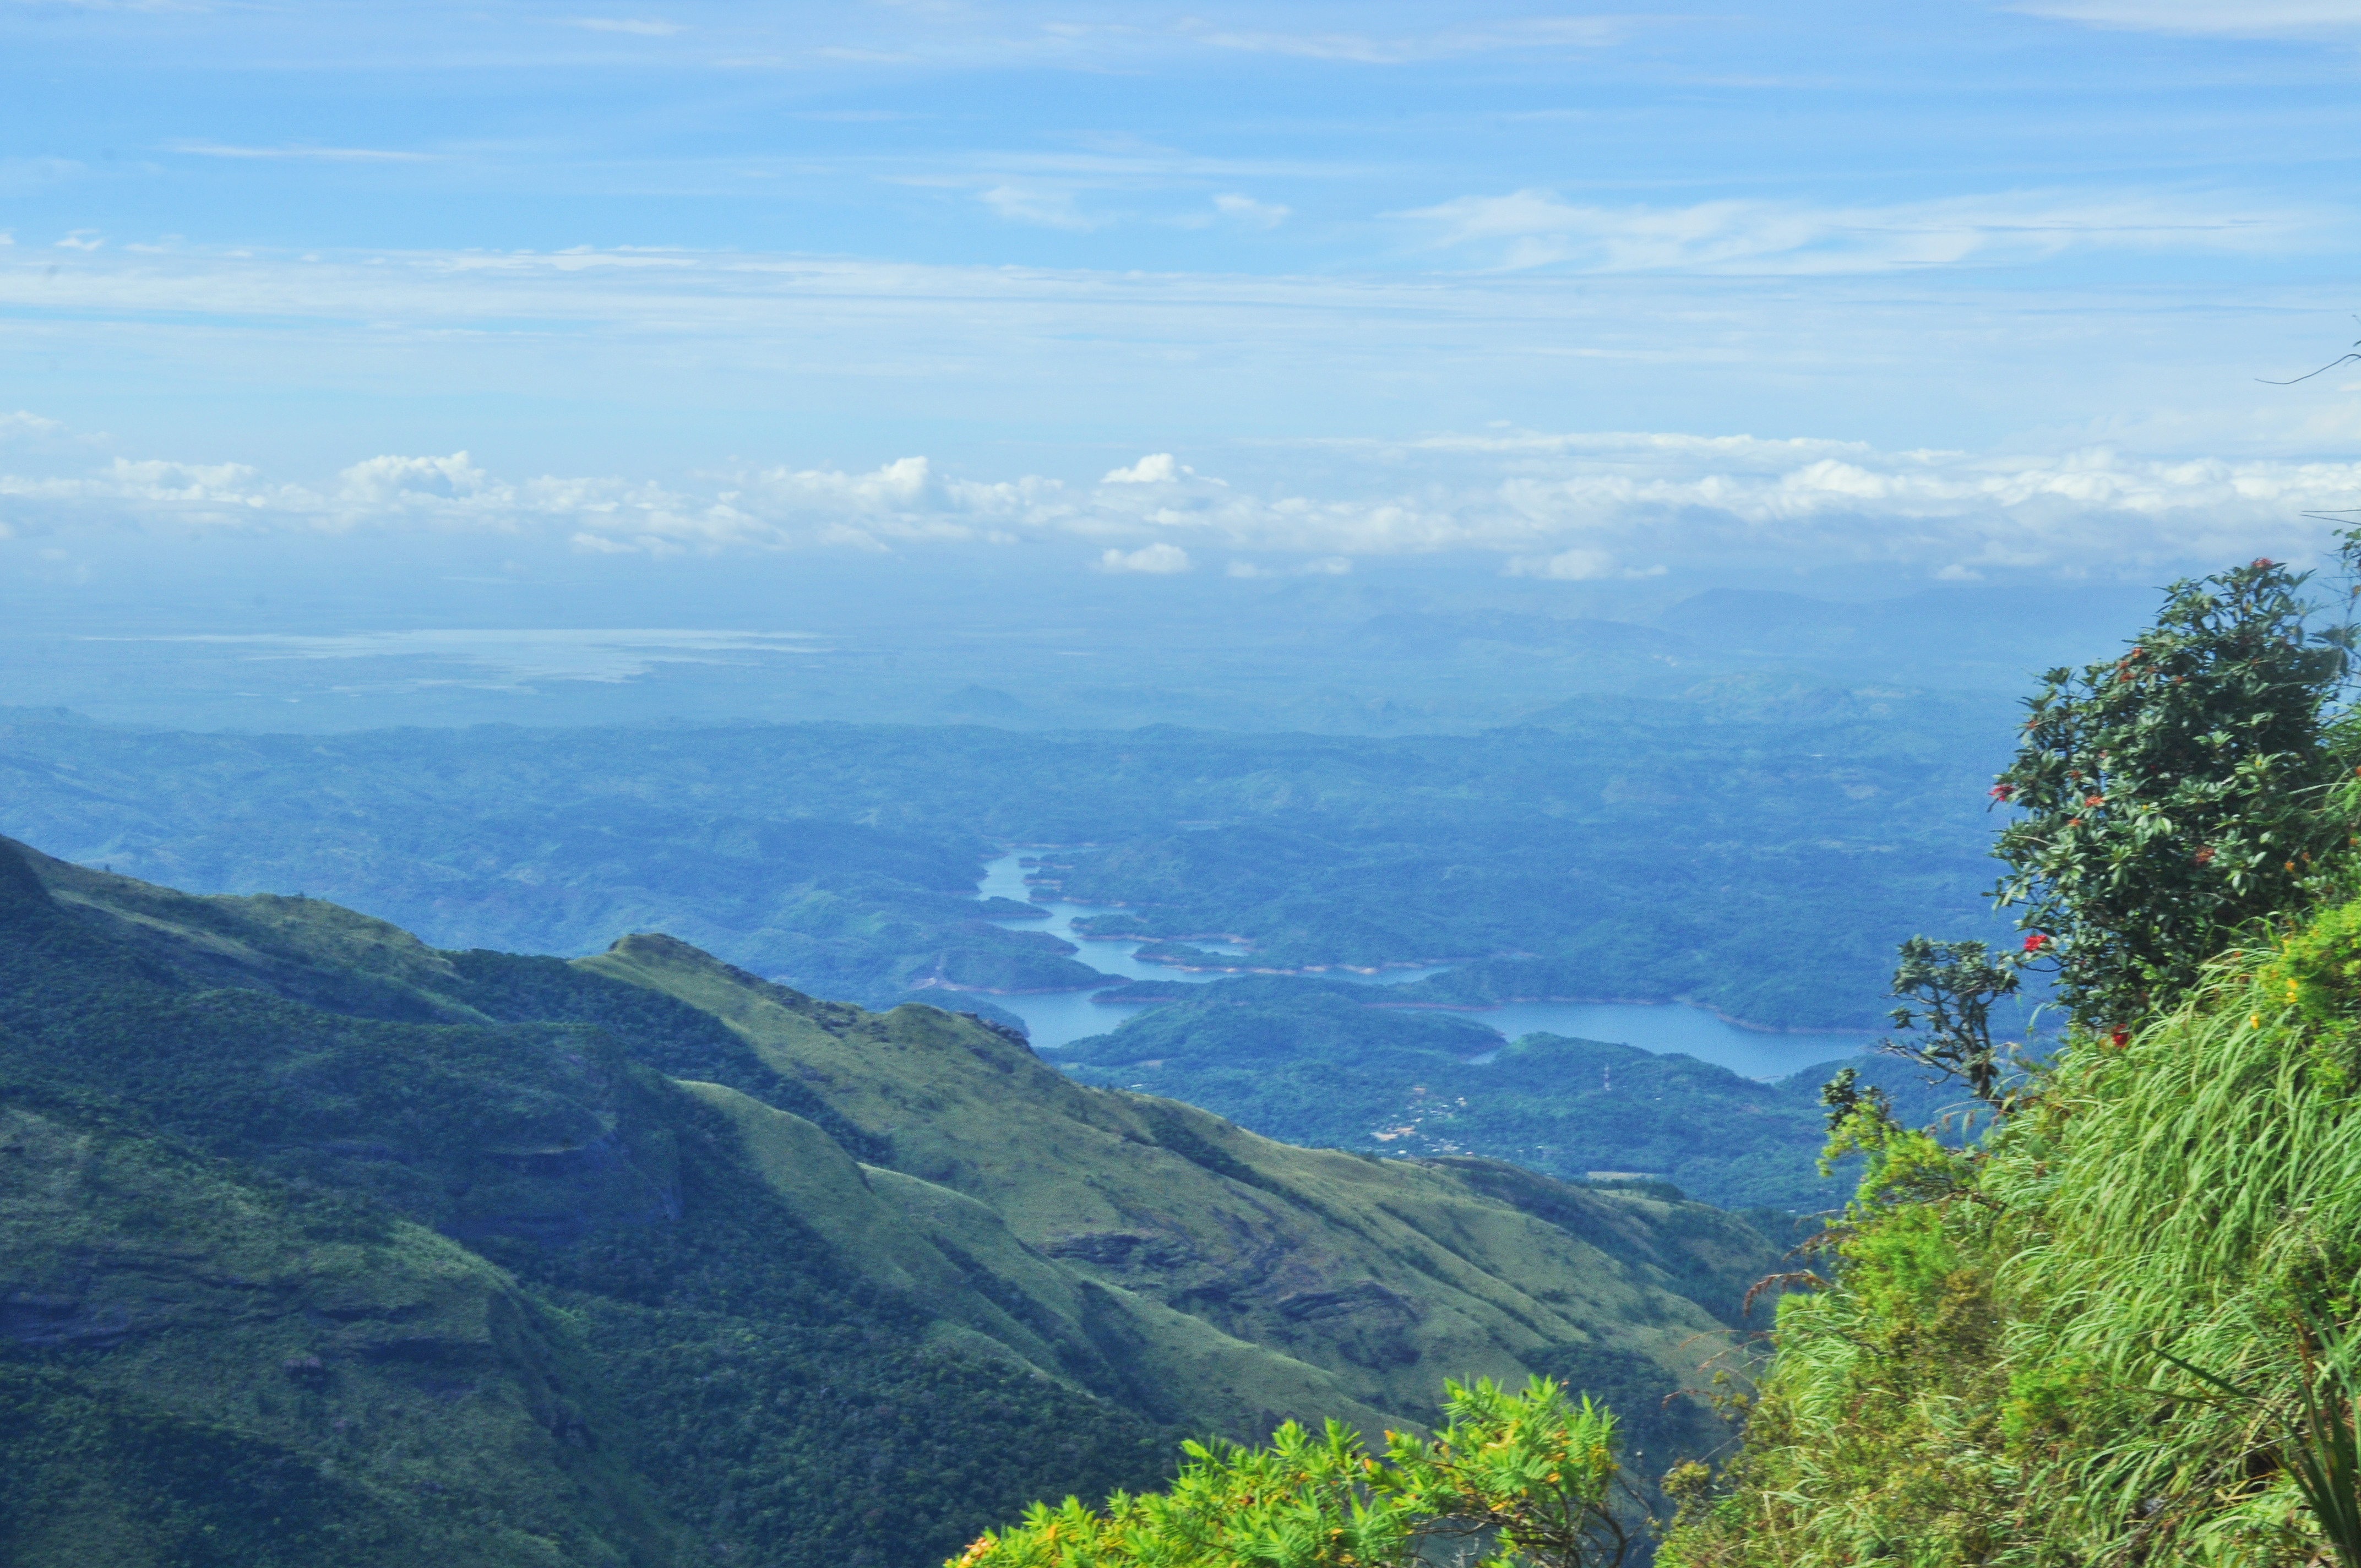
7;0;2361;706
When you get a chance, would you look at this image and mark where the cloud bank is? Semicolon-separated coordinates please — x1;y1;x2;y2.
5;425;2355;581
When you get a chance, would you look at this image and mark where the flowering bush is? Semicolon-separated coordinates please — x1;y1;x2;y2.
1985;556;2356;1032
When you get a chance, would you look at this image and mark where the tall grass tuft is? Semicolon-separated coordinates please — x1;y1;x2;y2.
1987;941;2361;1560
1663;907;2361;1566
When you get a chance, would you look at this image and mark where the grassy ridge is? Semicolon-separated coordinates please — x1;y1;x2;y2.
1662;917;2361;1565
583;930;1770;1461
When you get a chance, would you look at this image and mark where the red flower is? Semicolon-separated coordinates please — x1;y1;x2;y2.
2108;1029;2129;1048
2254;557;2274;569
1989;783;2015;800
2024;933;2052;952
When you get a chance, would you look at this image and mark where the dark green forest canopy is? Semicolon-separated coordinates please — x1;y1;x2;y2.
0;836;1775;1568
0;686;2011;1030
0;843;1162;1568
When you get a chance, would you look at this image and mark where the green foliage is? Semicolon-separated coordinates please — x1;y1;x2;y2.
2263;897;2361;1032
1988;556;2354;1029
955;1377;1632;1568
2156;1310;2361;1568
2287;1324;2361;1568
1877;935;2022;1107
1661;901;2361;1567
444;947;892;1161
0;1363;405;1568
563;1300;1169;1568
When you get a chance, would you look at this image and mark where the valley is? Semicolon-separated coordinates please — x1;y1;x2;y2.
0;686;2009;1035
0;696;2006;1217
964;848;1869;1072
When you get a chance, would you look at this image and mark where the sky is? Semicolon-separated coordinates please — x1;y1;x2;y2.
7;0;2361;650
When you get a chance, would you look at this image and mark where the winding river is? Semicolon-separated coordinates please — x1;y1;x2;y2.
970;851;1870;1081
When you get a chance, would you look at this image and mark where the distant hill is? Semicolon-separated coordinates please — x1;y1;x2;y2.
1055;975;1962;1211
1654;584;2158;682
0;836;1775;1568
0;708;2009;1031
1351;611;1693;660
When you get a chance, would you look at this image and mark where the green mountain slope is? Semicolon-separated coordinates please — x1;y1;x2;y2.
0;835;1776;1566
0;1088;670;1568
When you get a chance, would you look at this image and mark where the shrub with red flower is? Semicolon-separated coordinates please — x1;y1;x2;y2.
1983;551;2354;1031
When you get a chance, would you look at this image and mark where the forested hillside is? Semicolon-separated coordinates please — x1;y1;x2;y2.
0;683;2006;1031
0;834;1771;1568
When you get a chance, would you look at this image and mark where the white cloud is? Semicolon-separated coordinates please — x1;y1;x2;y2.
339;451;489;503
0;411;66;440
1193;17;1624;63
2012;0;2361;36
565;17;686;35
167;143;438;163
1505;547;1617;580
7;237;2338;469
1212;193;1288;230
1103;453;1181;483
1397;188;2318;274
8;428;2361;578
1098;542;1193;573
127;628;824;687
3;243;2357;578
980;185;1098;230
1227;555;1351;578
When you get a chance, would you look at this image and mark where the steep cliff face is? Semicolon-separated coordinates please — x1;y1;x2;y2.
1;836;1776;1566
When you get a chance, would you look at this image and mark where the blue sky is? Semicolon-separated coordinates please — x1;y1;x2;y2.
6;0;2361;597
